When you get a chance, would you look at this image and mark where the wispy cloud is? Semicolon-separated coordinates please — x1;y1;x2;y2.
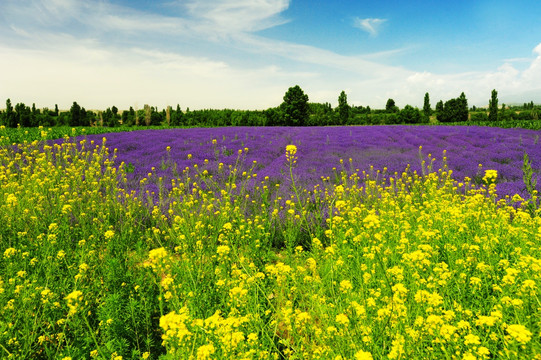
1;1;541;109
353;17;387;36
179;0;290;34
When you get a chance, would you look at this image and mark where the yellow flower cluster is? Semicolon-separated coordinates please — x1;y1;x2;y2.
286;144;297;164
2;137;541;359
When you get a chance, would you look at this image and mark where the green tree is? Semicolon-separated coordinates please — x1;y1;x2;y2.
435;100;444;122
436;94;468;123
337;90;350;125
69;101;81;126
105;107;120;127
15;102;31;127
280;85;309;126
398;105;422;124
458;92;468;122
488;89;498;121
80;107;91;127
423;92;432;118
5;99;15;127
121;110;128;125
385;98;398;113
170;105;184;127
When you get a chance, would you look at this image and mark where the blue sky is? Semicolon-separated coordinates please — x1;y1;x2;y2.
1;0;541;110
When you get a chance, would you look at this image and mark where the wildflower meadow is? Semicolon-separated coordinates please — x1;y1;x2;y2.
1;125;541;359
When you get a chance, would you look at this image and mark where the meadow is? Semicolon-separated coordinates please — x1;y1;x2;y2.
1;125;540;359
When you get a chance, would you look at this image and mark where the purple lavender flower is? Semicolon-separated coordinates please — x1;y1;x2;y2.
76;126;540;200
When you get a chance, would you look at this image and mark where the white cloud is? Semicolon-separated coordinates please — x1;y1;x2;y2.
353;17;387;36
181;0;290;34
2;1;541;110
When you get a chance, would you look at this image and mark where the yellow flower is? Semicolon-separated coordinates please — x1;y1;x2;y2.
464;333;481;346
354;350;373;360
247;333;258;343
339;280;353;293
286;144;298;164
222;222;232;231
197;343;215;360
4;248;17;258
148;247;168;263
6;193;18;207
65;290;83;316
482;169;497;184
104;230;115;240
335;313;349;326
475;315;498;327
506;324;532;344
79;263;89;273
286;144;297;155
216;245;231;258
477;346;490;357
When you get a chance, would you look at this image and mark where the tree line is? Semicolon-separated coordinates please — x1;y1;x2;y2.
0;87;539;128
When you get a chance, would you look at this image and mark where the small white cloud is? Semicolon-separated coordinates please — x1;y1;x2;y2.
353;17;387;36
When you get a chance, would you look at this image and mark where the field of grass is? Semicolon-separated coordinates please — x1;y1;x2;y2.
1;126;540;359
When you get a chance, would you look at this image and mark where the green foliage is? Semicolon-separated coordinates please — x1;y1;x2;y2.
470;111;488;122
437;93;468;122
398;105;424;124
423;92;432;118
522;152;539;215
337;90;350;125
280;85;310;126
488;89;499;121
385;98;399;113
4;99;15;128
2;91;541;130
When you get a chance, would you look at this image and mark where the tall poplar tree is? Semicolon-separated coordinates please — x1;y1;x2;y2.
488;89;498;121
5;98;15;127
423;92;432;117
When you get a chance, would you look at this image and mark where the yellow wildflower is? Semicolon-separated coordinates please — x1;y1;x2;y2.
286;144;297;155
4;248;17;258
340;279;353;293
197;343;216;360
506;324;532;344
354;350;373;360
464;333;481;346
335;313;349;326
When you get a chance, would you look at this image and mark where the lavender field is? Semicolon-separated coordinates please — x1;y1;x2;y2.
2;125;541;359
82;125;541;200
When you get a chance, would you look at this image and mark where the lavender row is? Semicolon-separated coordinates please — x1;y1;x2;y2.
78;126;541;200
